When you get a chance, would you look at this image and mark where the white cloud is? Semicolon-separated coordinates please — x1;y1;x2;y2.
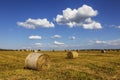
95;40;107;44
82;18;102;29
55;4;102;29
21;46;31;49
51;34;62;38
29;35;42;39
69;36;76;40
34;43;42;46
32;43;42;48
116;26;120;28
93;39;120;46
109;25;120;29
107;39;120;46
17;18;54;29
54;41;65;45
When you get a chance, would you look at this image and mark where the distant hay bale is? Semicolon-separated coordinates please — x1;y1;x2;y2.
117;50;119;52
64;49;69;52
52;49;55;52
101;50;106;53
64;50;68;52
34;50;38;53
76;49;79;52
25;53;50;70
67;51;78;59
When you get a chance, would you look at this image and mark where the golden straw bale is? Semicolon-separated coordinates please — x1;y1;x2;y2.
25;53;50;70
67;51;78;59
101;50;106;53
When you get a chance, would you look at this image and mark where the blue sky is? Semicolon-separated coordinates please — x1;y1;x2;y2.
0;0;120;50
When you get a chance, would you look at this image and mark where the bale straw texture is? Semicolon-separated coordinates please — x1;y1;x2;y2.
25;53;50;70
67;51;78;59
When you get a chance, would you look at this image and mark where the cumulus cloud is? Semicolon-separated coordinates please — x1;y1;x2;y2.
17;18;54;29
55;4;102;29
29;35;42;39
51;34;62;39
54;41;65;45
69;36;76;40
82;18;102;29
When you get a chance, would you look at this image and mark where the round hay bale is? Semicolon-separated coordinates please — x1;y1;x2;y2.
67;51;78;59
76;49;79;52
117;50;119;52
25;53;50;70
101;50;106;53
34;50;38;53
52;49;55;52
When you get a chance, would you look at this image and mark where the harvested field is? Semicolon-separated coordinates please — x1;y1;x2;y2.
0;51;120;80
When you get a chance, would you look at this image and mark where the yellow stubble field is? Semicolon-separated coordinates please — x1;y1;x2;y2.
0;50;120;80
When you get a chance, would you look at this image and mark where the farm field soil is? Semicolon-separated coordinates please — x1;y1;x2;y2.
0;51;120;80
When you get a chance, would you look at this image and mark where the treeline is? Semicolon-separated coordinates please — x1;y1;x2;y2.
78;49;120;51
0;49;14;51
0;48;120;51
0;49;41;51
